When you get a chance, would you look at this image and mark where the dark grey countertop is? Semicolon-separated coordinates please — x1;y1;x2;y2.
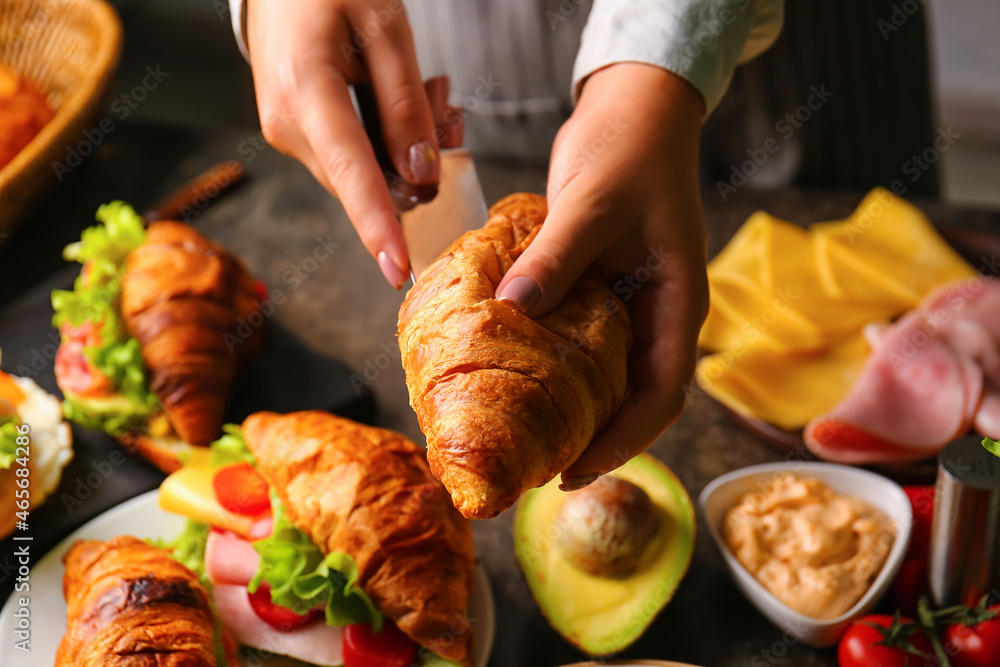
2;119;999;667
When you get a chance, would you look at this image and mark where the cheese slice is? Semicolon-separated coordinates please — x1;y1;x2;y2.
813;188;975;299
696;333;871;431
159;466;255;537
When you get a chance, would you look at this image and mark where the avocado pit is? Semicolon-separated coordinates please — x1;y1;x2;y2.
555;475;660;578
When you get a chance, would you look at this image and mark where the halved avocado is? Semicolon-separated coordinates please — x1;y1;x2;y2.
513;453;696;655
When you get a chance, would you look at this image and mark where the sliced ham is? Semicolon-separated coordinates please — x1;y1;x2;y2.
805;277;1000;463
805;310;978;463
976;386;1000;439
205;529;260;586
213;584;343;667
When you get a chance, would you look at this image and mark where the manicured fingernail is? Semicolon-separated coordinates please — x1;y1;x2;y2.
497;276;540;313
559;473;600;493
377;251;407;289
407;140;439;184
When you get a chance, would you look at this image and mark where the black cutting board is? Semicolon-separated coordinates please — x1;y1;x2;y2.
0;267;375;603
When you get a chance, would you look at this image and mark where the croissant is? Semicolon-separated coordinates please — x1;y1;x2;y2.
121;221;264;448
397;193;632;519
242;410;476;665
56;535;218;667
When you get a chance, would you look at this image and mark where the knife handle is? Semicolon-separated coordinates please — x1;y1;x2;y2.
354;83;437;211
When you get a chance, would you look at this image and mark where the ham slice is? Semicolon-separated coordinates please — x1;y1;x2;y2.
205;530;260;586
213;584;343;667
805;310;979;463
805;277;1000;463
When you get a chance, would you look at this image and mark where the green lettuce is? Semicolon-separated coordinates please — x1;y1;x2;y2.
0;419;20;469
984;437;1000;458
250;492;382;629
51;202;158;435
150;520;229;666
63;201;148;266
209;425;255;467
61;394;155;437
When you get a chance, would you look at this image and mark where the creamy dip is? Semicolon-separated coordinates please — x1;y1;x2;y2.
723;473;894;619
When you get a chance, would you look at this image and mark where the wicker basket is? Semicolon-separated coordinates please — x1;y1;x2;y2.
0;0;122;232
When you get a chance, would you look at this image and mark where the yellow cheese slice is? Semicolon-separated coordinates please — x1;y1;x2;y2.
813;188;975;298
159;466;255;537
696;333;871;430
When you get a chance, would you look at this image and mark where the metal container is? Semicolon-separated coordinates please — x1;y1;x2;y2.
929;436;1000;607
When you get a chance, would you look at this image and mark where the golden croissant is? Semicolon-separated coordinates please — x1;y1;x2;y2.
242;410;477;665
397;193;632;519
122;221;264;449
56;535;220;667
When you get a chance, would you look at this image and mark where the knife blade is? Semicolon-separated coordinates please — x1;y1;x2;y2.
354;84;488;282
400;148;488;279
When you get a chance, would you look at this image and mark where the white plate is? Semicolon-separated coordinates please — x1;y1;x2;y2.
699;462;912;647
0;490;495;667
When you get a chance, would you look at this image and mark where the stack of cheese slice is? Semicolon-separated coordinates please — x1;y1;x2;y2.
696;188;976;430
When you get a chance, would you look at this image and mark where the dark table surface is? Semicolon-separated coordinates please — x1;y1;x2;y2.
1;119;999;667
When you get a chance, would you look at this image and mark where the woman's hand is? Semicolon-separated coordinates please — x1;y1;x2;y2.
495;63;710;490
246;0;461;288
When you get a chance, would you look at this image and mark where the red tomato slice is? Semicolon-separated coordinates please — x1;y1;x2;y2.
343;621;417;667
54;322;115;398
213;463;271;516
247;582;319;631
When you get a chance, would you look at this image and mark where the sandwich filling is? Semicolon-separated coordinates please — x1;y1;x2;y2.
157;427;460;667
51;202;159;436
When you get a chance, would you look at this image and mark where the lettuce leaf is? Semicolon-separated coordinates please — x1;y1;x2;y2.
149;520;230;667
0;420;20;469
209;425;255;467
52;202;158;435
61;393;154;437
149;519;211;589
250;492;382;629
63;201;147;265
984;437;1000;458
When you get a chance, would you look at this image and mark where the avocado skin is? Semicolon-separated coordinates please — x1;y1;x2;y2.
513;453;696;656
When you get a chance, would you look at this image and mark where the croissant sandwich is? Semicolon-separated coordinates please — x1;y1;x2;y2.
56;535;229;667
0;361;73;539
398;193;632;519
52;202;266;472
156;410;477;667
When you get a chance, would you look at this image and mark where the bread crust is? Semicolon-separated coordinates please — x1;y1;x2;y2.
397;193;632;519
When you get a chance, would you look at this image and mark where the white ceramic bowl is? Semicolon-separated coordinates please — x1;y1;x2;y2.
699;462;912;647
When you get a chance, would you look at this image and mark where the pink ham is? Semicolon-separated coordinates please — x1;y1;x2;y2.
976;387;1000;438
805;277;1000;463
205;530;260;586
213;584;344;667
805;310;979;463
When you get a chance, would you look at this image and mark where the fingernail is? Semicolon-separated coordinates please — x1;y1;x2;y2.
407;140;439;184
377;251;408;289
559;473;600;493
497;276;541;313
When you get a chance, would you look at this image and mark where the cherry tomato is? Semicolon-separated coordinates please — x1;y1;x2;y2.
247;582;319;631
838;615;933;667
888;556;930;618
904;486;935;558
343;620;417;667
942;606;1000;667
213;463;270;516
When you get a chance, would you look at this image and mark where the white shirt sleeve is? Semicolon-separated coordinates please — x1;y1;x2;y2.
572;0;785;113
230;0;250;61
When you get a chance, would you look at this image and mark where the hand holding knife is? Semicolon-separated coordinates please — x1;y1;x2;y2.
355;79;489;283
